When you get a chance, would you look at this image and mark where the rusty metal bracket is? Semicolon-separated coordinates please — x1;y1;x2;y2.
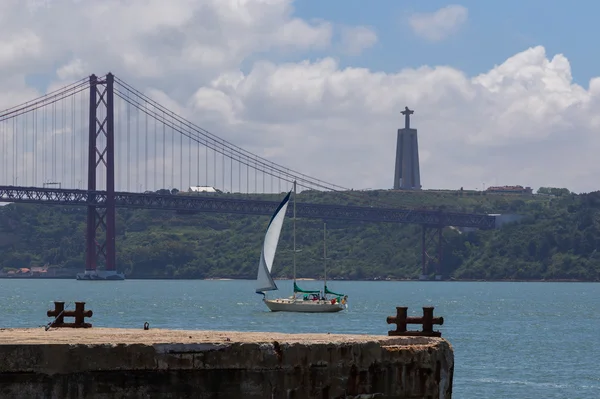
46;301;93;329
387;306;443;337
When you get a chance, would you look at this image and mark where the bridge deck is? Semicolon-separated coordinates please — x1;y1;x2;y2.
0;186;496;229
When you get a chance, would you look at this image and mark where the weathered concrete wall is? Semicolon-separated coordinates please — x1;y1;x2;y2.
0;328;453;399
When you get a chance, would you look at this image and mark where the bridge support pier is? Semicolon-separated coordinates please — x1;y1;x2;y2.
420;225;443;280
85;73;117;273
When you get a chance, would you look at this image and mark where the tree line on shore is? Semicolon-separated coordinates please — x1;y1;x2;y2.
0;186;598;281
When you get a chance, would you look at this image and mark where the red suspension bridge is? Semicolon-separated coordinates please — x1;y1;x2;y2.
0;73;495;278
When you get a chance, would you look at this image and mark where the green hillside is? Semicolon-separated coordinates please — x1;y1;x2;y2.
0;187;599;281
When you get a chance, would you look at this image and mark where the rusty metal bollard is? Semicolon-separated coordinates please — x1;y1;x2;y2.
47;301;93;329
387;306;444;337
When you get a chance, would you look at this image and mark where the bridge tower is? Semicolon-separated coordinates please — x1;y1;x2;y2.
83;73;119;279
393;107;421;190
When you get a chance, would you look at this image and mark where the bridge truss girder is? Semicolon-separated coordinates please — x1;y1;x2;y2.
0;186;497;229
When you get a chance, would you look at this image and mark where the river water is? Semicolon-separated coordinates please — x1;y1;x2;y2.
1;279;598;398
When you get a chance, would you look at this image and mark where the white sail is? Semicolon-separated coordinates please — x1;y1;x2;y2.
256;191;291;293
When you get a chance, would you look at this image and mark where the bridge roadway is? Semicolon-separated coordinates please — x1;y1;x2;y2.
0;186;496;229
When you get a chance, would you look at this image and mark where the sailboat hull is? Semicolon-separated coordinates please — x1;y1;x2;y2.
264;298;345;313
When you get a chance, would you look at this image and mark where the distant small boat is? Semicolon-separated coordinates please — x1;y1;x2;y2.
255;181;347;313
76;270;125;281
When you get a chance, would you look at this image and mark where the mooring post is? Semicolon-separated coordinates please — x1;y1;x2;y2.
46;301;93;328
48;301;65;325
74;302;87;325
422;306;434;334
387;306;408;334
387;306;444;337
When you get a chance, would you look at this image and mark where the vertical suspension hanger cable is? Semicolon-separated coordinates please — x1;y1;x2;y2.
213;146;216;188
26;104;31;186
136;97;139;191
19;106;23;185
1;119;4;184
3;119;5;184
15;109;18;185
12;117;15;185
0;119;3;184
77;86;82;190
171;122;174;189
52;101;56;182
115;89;119;191
30;104;37;187
79;86;83;188
0;121;3;186
162;111;165;189
81;87;84;189
71;90;75;188
43;103;46;184
179;119;183;191
62;96;66;186
24;103;28;185
34;107;38;186
14;113;16;185
153;108;157;190
145;101;148;191
126;87;131;192
156;104;160;191
189;125;192;190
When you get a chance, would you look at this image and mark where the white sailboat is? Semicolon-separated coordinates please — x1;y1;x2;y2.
255;181;348;313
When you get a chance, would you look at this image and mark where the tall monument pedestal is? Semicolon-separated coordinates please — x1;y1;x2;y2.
393;107;422;190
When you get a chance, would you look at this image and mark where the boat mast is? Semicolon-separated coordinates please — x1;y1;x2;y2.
293;180;297;285
323;221;327;293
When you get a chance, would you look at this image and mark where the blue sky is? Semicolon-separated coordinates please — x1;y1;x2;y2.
293;0;598;86
24;1;599;92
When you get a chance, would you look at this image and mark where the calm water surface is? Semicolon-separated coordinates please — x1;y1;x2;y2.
1;279;599;398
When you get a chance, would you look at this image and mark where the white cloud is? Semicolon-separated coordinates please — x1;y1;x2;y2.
192;46;600;193
0;1;599;195
0;0;333;84
339;26;378;55
56;58;87;81
409;5;468;42
0;31;42;66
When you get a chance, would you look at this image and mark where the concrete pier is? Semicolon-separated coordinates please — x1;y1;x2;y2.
0;328;453;399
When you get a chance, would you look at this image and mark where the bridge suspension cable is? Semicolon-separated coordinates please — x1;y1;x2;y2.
0;77;95;122
113;77;349;193
113;76;417;210
0;72;425;210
